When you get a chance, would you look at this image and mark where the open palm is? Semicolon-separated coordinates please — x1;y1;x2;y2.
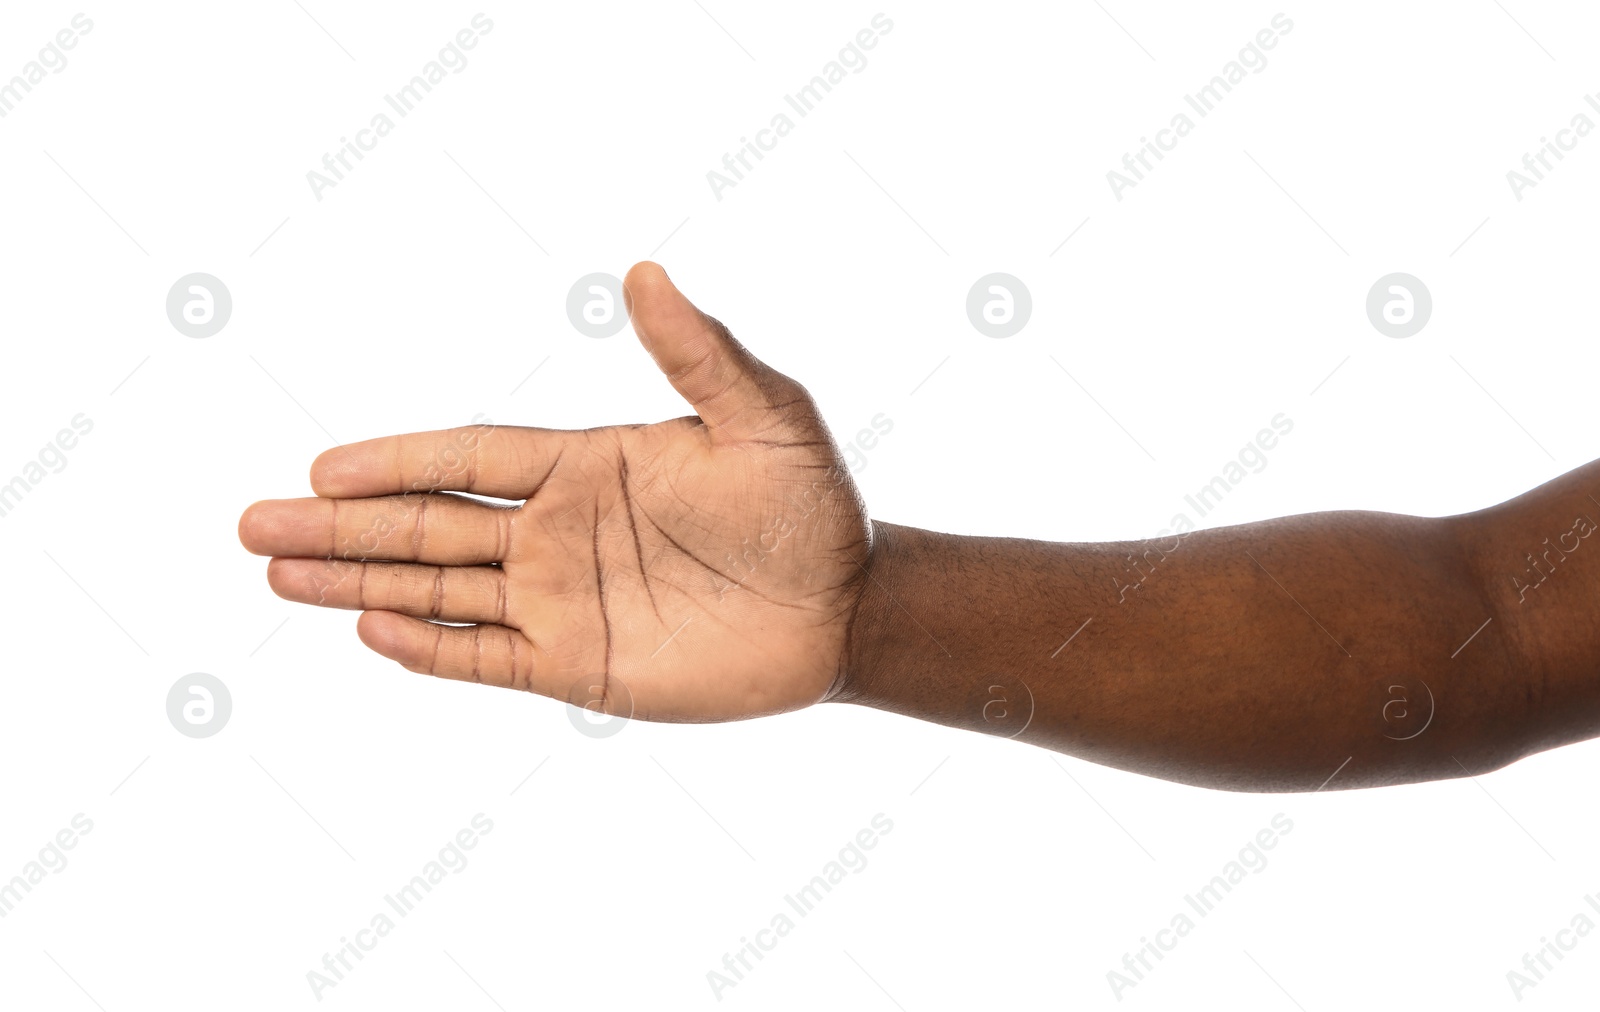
239;263;873;721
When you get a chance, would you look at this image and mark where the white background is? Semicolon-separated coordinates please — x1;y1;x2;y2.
2;1;1598;1008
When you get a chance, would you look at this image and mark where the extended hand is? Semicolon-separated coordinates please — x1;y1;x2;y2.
239;263;873;722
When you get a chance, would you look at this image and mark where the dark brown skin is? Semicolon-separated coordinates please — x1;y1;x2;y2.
844;484;1599;792
239;262;1600;791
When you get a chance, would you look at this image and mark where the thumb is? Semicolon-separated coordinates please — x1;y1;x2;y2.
623;261;797;441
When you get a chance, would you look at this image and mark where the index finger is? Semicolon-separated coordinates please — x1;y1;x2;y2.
311;424;567;500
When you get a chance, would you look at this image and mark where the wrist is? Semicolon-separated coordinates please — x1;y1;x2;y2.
829;519;903;706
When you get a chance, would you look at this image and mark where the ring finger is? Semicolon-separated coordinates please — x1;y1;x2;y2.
266;558;510;624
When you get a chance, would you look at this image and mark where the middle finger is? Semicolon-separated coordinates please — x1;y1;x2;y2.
240;493;512;565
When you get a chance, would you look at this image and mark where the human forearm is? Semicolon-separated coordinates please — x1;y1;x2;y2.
836;505;1547;792
1450;460;1600;768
